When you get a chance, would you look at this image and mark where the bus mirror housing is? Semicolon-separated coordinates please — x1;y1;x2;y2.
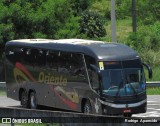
90;64;101;76
142;63;152;79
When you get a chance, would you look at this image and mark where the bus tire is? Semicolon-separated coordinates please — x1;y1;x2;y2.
83;100;92;114
20;91;29;108
29;92;37;109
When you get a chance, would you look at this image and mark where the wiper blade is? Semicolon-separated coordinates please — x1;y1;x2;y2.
115;82;123;97
126;83;138;97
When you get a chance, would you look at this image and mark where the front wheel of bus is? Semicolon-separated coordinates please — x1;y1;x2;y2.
20;91;29;108
83;100;92;114
29;92;37;109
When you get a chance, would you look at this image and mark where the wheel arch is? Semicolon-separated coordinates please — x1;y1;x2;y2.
19;88;27;101
28;89;36;97
81;98;92;113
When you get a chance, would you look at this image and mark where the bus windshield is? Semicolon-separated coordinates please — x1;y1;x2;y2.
101;60;145;96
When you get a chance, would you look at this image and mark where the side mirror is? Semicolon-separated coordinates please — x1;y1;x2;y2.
90;64;101;76
142;63;152;79
90;64;101;90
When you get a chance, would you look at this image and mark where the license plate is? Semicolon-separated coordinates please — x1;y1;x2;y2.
123;109;131;113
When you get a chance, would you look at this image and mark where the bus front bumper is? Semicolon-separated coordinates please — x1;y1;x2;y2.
99;99;147;115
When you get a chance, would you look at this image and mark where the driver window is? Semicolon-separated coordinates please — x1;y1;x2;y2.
127;74;138;83
90;71;99;88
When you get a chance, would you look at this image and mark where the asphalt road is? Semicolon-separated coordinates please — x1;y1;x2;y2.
133;95;160;117
0;95;160;117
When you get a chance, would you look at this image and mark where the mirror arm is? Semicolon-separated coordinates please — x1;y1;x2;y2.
142;62;152;79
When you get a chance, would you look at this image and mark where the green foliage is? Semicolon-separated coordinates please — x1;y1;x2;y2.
116;0;132;19
147;67;160;82
140;50;160;67
115;0;160;23
90;0;111;19
54;16;80;39
79;10;106;38
0;0;80;43
125;22;160;51
137;0;160;25
147;87;160;95
69;0;92;15
0;88;6;96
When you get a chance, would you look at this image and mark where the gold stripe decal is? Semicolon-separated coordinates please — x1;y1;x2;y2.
55;86;79;103
14;68;29;84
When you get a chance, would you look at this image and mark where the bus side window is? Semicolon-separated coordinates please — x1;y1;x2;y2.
71;54;86;78
6;48;16;64
46;51;59;71
85;56;99;86
33;49;46;67
58;52;71;73
6;47;24;65
24;48;33;66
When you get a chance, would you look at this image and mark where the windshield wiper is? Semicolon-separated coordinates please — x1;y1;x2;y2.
115;81;123;97
126;82;138;97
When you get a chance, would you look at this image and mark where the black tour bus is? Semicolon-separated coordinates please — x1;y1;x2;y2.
4;39;152;117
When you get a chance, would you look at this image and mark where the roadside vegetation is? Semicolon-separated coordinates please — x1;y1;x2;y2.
147;87;160;95
0;88;6;96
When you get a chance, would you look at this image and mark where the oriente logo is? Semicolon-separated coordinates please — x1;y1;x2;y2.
38;72;67;86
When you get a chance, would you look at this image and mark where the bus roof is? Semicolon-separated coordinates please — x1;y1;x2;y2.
6;39;139;61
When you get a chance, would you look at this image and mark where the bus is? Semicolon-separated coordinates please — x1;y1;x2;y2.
4;39;152;117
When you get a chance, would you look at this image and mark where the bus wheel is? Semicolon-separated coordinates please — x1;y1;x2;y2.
83;100;92;114
123;113;132;117
20;91;29;108
29;92;37;109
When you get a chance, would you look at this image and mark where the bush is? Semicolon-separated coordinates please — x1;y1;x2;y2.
140;50;160;67
116;0;132;19
54;16;80;39
69;0;92;15
90;0;111;19
79;10;106;38
125;22;160;52
125;22;160;67
137;0;160;25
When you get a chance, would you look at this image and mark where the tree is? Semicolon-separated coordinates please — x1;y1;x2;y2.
79;10;106;38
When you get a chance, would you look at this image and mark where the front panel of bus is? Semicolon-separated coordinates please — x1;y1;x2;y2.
99;59;147;115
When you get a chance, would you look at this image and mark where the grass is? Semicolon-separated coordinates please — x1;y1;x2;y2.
146;87;160;95
102;18;132;42
146;67;160;81
0;88;6;96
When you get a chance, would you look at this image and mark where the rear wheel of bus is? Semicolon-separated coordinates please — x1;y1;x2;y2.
20;90;29;108
29;91;38;109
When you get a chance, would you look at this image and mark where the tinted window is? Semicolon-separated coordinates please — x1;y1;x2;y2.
122;59;142;68
33;49;46;67
70;53;85;77
58;52;71;73
85;55;99;86
46;51;59;71
6;47;24;65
